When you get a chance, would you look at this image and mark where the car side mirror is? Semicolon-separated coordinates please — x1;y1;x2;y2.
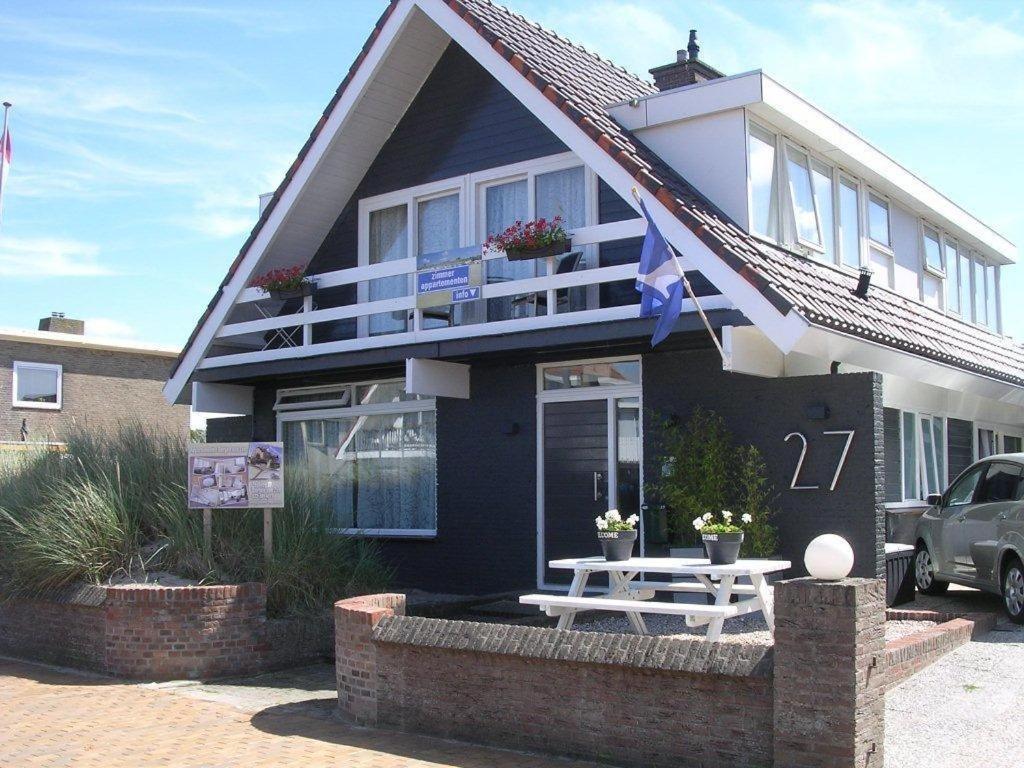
926;493;943;507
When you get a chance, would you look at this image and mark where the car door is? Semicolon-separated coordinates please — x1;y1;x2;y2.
939;463;987;575
960;462;1024;582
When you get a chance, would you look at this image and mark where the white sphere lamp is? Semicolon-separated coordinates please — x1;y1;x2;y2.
804;534;854;580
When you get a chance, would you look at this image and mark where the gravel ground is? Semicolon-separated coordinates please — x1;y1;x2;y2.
886;622;1024;767
571;613;935;645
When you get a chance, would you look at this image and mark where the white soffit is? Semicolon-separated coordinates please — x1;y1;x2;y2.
609;71;1015;266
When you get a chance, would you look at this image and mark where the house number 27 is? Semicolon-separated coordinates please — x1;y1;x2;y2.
784;430;855;491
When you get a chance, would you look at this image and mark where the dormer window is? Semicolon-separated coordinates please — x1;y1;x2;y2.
922;227;943;274
867;194;891;248
748;124;780;240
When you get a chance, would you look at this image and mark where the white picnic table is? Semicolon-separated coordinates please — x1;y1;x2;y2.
520;556;790;641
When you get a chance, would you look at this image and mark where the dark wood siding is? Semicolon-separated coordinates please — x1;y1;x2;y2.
883;407;902;502
305;43;566;342
947;417;974;481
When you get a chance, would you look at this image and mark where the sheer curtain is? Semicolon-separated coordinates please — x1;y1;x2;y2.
485;179;530;321
536;166;587;313
368;205;408;336
418;194;468;328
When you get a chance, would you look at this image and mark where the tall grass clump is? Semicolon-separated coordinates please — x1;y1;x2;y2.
0;424;391;615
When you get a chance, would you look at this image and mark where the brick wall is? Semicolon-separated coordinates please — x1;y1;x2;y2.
0;582;326;681
884;609;996;690
336;578;888;768
103;584;267;680
0;339;189;443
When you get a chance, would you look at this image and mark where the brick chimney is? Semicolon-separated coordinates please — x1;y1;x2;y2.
649;30;725;91
38;312;84;335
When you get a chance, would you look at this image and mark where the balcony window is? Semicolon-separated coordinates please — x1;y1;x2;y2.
367;204;409;337
748;125;780;240
278;380;437;536
12;361;62;410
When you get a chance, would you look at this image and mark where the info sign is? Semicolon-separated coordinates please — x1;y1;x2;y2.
415;245;483;309
187;442;284;509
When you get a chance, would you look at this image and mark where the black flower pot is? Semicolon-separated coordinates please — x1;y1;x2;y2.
702;532;744;565
268;282;316;301
505;239;571;262
598;529;637;561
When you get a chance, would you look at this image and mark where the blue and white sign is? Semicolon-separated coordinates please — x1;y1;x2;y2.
417;264;472;294
452;287;480;303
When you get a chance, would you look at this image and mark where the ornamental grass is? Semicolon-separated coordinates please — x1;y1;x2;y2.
0;424;390;616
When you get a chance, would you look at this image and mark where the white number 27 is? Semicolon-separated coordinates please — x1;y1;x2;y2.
784;430;855;491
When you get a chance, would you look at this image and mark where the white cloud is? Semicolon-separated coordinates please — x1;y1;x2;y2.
84;317;139;339
0;236;114;278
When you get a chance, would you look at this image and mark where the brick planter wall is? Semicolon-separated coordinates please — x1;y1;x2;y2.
336;578;888;768
885;609;997;690
0;582;326;680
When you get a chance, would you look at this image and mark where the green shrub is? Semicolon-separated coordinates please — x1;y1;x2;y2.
648;407;779;556
0;425;391;615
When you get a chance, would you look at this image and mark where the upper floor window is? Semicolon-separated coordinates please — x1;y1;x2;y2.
838;177;861;269
12;361;62;410
922;227;943;274
748;125;780;240
867;194;891;249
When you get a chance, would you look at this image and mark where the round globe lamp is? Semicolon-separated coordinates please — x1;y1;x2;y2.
804;534;854;581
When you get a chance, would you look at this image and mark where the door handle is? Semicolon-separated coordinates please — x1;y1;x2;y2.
593;471;605;501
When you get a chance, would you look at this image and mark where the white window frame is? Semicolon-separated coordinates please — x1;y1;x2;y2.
12;361;63;410
275;378;438;538
920;222;945;278
865;190;893;252
897;410;947;503
974;422;1024;461
781;140;826;254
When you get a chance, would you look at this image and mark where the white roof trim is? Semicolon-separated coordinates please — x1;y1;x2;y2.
0;327;180;357
165;0;808;404
609;71;1015;266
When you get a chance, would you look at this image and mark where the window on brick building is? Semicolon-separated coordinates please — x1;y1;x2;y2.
12;361;62;410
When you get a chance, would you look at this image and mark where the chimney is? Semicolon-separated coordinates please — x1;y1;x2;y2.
38;312;85;335
649;29;726;91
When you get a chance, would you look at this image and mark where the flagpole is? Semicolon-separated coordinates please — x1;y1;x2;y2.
0;101;10;230
631;187;729;367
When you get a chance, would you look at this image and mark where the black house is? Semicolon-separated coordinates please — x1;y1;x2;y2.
166;0;1023;594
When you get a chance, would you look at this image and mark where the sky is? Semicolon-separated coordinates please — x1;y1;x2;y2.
1;0;1023;348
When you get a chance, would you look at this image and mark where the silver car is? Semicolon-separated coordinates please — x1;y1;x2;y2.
914;454;1024;623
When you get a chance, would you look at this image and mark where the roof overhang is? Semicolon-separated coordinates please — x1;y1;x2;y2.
609;71;1016;267
164;0;809;405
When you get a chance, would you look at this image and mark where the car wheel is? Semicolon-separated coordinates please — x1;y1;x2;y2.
914;545;949;595
1002;557;1024;625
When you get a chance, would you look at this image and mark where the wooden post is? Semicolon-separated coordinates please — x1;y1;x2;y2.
202;508;212;562
263;508;273;564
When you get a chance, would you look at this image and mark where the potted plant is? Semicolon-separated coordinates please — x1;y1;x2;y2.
250;265;316;300
692;510;753;565
595;509;640;561
485;216;570;261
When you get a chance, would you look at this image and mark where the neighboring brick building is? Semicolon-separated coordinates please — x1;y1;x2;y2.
0;315;189;444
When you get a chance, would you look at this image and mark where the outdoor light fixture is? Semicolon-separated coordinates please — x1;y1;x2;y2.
804;534;854;580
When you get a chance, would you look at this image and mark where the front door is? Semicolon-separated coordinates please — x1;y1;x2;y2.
537;358;643;588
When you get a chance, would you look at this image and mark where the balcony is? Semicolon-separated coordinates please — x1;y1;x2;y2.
201;219;730;370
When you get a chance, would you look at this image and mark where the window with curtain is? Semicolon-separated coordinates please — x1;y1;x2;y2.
749;126;779;240
485;179;530;321
279;382;437;534
417;193;466;329
368;205;409;336
536;166;586;313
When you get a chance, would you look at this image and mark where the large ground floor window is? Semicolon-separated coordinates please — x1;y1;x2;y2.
277;380;437;536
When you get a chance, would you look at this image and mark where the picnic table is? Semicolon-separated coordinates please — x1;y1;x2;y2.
520;556;790;641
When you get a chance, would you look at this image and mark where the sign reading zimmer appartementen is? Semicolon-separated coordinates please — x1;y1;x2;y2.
415;245;484;309
187;442;284;509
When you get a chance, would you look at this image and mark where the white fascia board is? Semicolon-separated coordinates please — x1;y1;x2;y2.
607;70;764;131
162;0;421;405
755;75;1015;265
792;325;1024;406
419;0;808;355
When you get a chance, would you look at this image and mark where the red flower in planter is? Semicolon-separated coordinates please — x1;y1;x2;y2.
484;216;567;253
250;265;312;294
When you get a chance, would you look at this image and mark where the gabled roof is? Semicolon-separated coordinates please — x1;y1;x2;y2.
167;0;1024;400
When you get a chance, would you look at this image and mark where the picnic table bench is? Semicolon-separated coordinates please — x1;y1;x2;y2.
520;556;790;641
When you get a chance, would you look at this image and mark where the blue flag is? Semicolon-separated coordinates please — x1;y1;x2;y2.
635;199;684;346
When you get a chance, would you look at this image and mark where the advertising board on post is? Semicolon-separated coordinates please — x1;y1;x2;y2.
187;442;284;509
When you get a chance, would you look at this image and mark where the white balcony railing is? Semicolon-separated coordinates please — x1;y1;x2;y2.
201;219;733;370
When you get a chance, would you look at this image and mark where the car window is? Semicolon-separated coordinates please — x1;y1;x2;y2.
946;464;986;506
978;462;1024;503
